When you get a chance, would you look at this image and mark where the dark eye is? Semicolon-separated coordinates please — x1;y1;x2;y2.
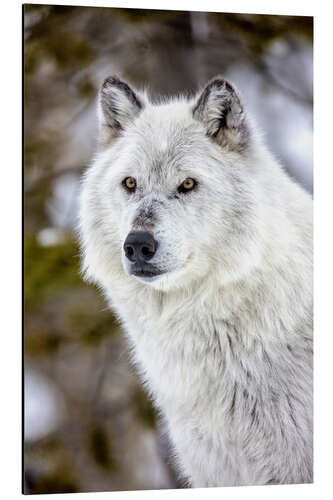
122;177;136;192
177;178;197;194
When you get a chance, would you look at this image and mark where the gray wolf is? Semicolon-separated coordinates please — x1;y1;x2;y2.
78;75;313;487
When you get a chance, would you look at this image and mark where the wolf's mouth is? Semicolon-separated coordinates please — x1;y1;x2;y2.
131;264;163;280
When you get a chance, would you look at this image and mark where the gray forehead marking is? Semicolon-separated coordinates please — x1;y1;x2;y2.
132;203;157;230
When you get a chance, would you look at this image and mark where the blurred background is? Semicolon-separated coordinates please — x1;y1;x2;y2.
24;4;313;494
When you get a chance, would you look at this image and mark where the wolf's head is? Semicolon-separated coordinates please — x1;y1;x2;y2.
80;76;271;292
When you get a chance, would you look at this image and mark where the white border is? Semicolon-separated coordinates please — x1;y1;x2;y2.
2;0;332;498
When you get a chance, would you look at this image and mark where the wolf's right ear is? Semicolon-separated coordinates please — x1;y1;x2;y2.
98;76;144;145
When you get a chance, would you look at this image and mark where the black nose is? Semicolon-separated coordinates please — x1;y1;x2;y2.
124;232;157;263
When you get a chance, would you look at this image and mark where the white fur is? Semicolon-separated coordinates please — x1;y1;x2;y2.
78;77;313;487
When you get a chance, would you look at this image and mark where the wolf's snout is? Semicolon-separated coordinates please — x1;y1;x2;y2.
124;232;157;263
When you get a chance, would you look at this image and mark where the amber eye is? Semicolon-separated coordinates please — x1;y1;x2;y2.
178;177;197;194
122;177;137;192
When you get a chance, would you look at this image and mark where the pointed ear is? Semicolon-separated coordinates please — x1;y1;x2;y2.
98;76;144;144
192;77;249;153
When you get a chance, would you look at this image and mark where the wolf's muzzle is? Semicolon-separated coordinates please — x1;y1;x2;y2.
124;231;161;280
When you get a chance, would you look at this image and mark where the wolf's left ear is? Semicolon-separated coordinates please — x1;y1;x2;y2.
98;76;144;145
192;77;249;153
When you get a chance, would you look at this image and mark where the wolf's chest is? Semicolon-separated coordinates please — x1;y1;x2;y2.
121;298;242;416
